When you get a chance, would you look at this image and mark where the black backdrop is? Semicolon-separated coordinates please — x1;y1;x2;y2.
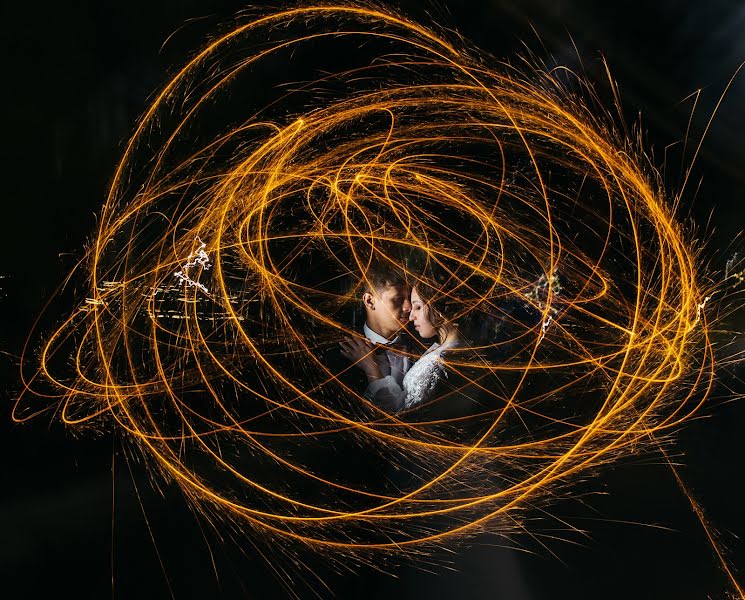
3;1;745;598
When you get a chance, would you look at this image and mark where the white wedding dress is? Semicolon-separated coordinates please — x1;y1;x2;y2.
364;341;460;413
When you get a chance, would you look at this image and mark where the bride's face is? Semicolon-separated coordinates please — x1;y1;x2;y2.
409;287;437;338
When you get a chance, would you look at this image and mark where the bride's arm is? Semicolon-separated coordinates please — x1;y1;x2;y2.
364;375;406;412
366;353;447;413
401;353;446;410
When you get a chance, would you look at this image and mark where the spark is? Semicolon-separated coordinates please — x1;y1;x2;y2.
173;237;211;293
725;253;738;279
695;295;712;325
539;315;553;343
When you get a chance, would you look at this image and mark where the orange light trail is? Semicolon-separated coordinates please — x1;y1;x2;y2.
12;3;741;594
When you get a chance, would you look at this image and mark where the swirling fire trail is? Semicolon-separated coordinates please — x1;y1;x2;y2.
14;4;741;595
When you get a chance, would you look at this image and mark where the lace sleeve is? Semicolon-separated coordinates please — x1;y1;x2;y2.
402;353;447;409
363;351;448;413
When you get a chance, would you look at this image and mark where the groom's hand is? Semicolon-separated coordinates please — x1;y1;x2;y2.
339;337;382;380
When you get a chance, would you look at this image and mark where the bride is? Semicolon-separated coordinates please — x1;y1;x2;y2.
339;281;466;414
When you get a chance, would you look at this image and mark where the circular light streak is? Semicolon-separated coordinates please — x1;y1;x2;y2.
15;4;719;558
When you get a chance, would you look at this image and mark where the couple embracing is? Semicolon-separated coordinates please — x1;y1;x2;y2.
339;259;473;416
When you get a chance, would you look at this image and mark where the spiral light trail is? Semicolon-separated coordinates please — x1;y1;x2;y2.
14;4;739;591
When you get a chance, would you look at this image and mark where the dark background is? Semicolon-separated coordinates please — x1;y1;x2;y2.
2;1;744;598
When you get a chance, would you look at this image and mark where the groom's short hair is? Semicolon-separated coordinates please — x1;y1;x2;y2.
362;261;408;294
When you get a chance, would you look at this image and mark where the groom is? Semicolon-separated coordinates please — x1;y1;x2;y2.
358;262;413;389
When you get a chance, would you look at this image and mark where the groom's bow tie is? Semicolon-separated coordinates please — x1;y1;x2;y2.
375;342;408;354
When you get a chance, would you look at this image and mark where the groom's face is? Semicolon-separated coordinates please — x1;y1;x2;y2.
363;283;412;337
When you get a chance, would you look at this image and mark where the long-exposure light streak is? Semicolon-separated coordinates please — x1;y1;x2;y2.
13;3;742;594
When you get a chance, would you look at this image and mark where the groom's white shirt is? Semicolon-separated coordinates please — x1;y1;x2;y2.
363;323;410;387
